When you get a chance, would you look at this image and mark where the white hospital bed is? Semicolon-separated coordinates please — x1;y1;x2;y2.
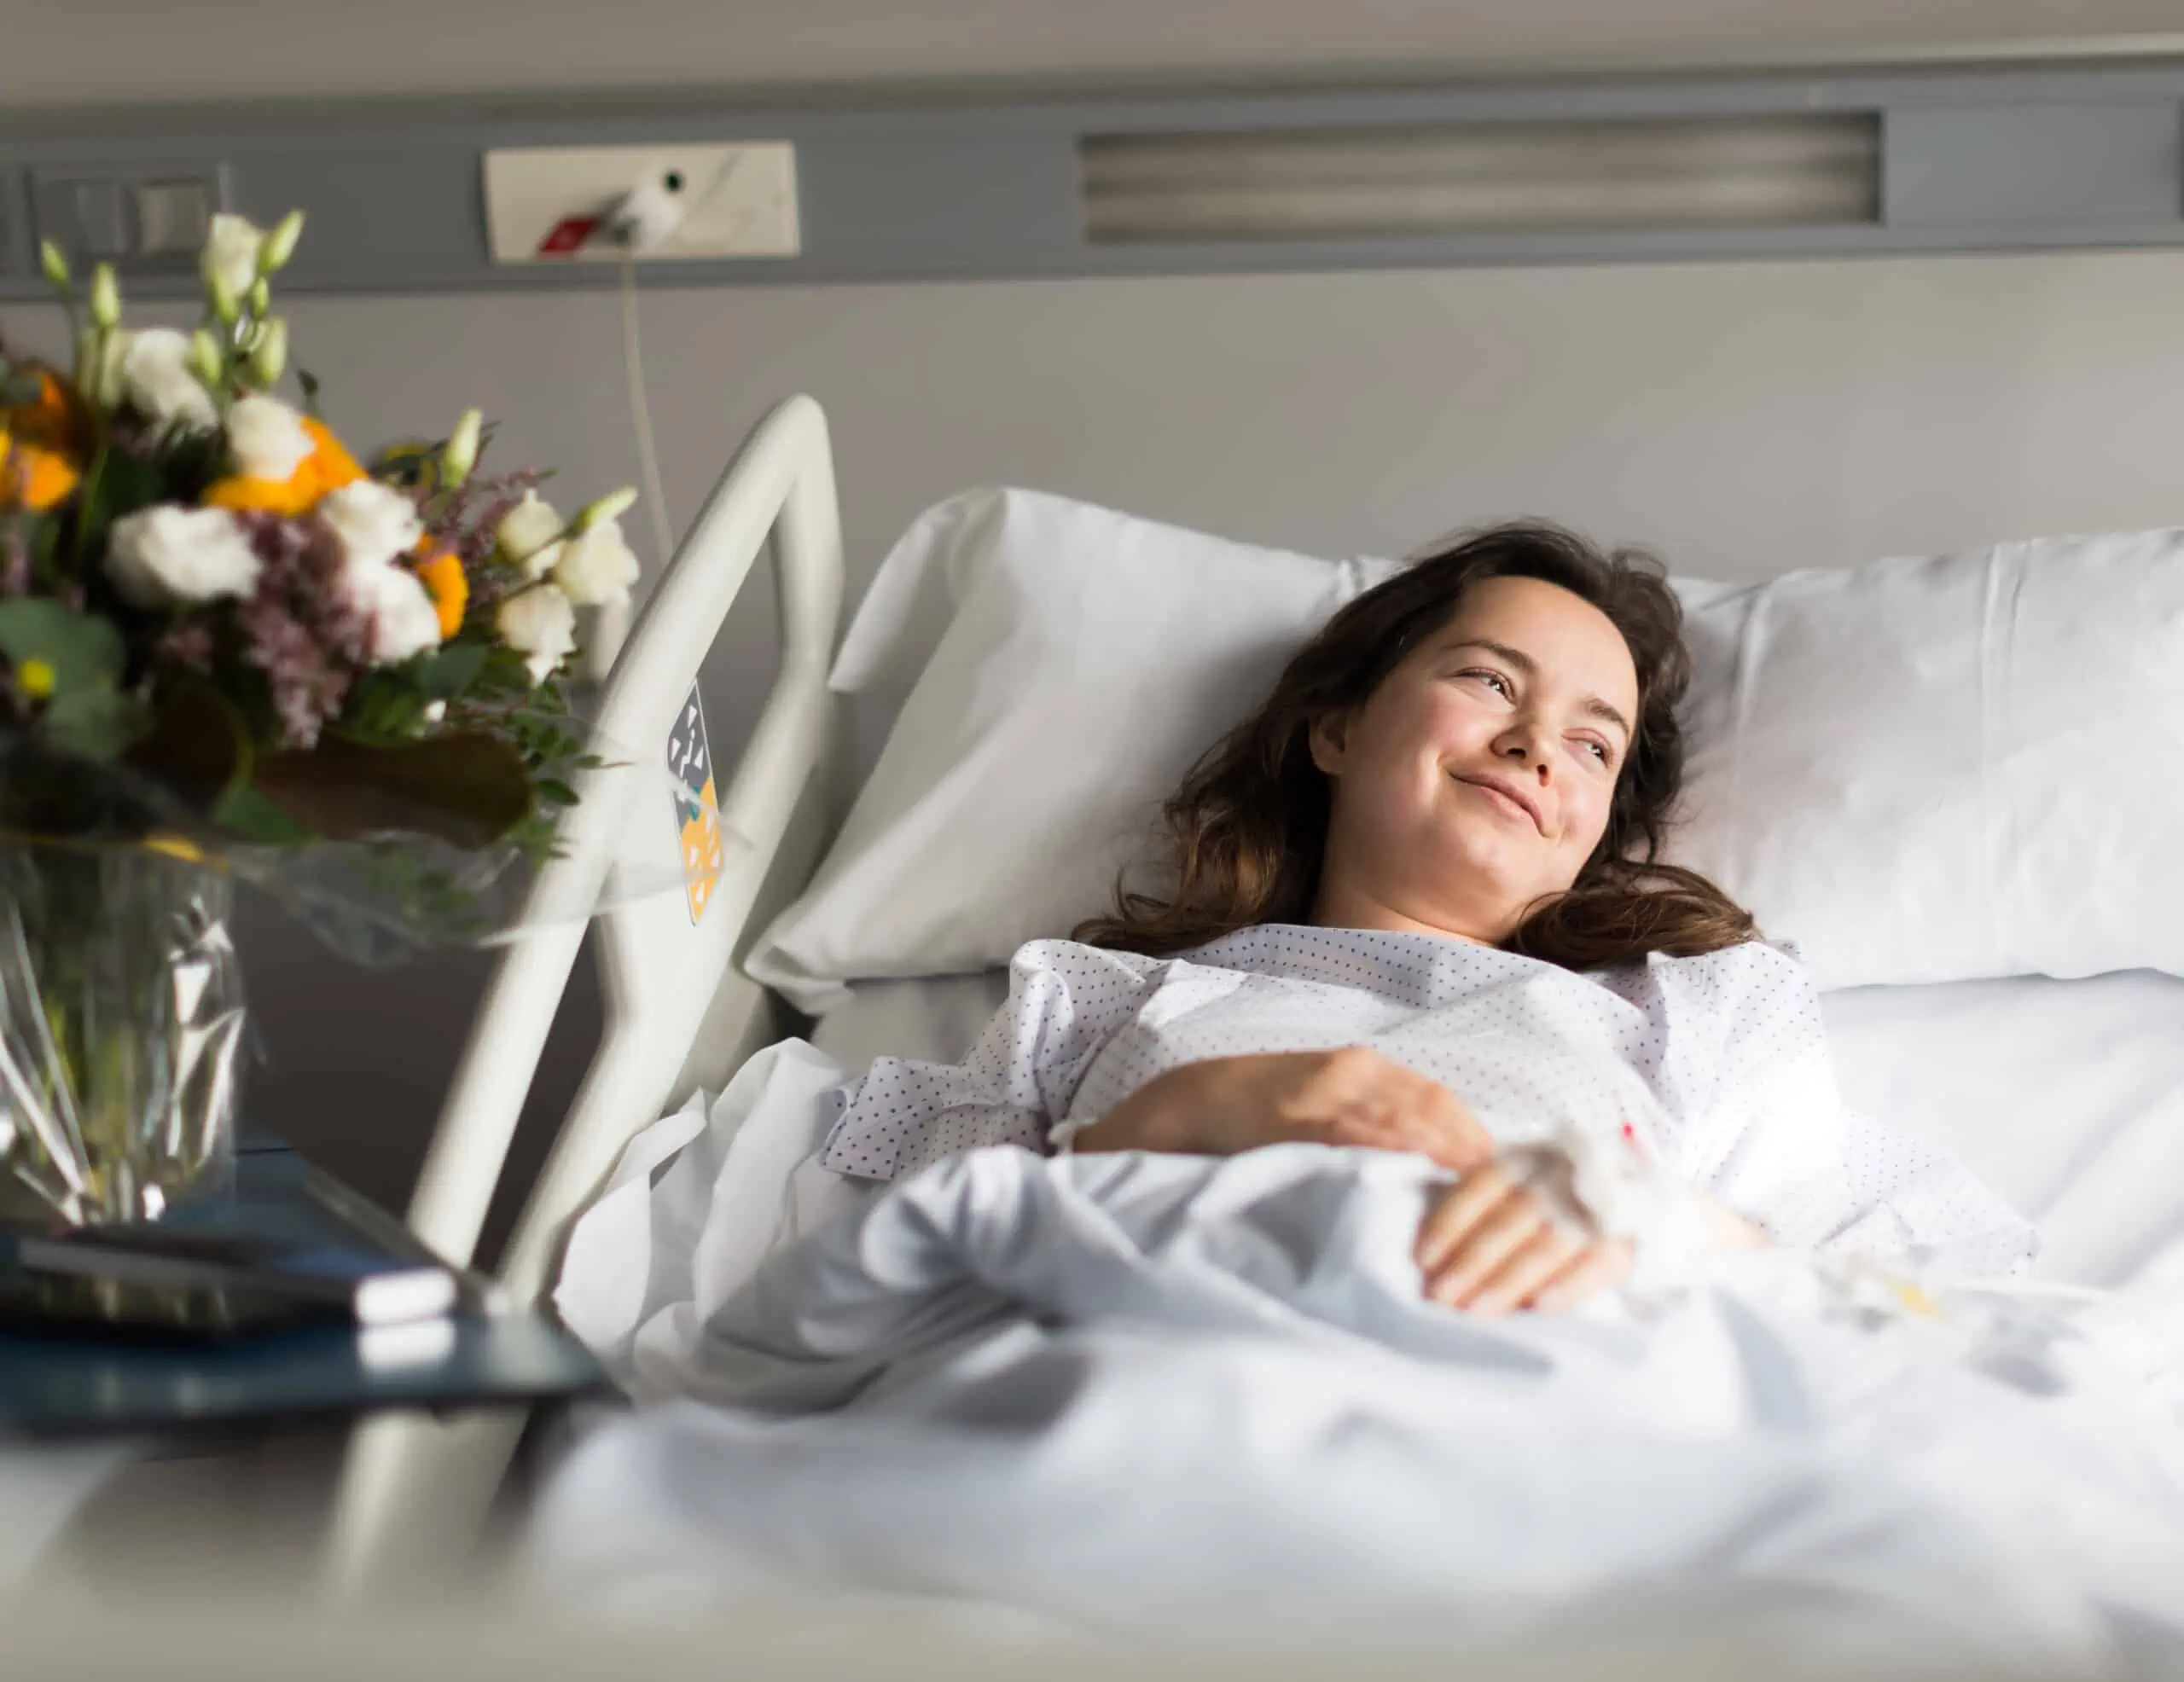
321;392;2184;1616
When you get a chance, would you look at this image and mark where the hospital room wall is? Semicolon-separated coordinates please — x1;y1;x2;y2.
15;248;2184;1218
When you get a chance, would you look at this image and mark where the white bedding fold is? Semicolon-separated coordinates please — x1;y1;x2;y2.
533;1069;2184;1662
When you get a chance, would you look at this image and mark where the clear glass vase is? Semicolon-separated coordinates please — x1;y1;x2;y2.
0;842;247;1227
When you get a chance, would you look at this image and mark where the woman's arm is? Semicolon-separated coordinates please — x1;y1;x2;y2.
1072;1044;1762;1314
1070;1045;1495;1175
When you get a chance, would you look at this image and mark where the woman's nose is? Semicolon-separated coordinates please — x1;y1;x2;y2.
1497;724;1554;777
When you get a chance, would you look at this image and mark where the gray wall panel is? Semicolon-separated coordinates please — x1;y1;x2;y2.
14;61;2184;300
1886;100;2182;226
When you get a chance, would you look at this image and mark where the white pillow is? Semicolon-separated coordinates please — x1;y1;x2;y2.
746;489;1392;1012
1670;531;2184;989
746;491;2184;1006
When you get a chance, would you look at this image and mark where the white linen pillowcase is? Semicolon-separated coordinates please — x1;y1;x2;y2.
746;489;2184;1006
748;489;1397;1012
1672;531;2184;988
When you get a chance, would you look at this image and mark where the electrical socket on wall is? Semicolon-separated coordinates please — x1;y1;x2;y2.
483;142;799;264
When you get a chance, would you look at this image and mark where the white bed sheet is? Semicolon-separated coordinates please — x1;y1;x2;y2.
541;1049;2184;1664
1823;971;2184;1289
810;966;2184;1291
539;966;2184;1661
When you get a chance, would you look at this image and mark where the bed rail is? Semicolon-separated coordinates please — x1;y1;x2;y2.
409;392;843;1288
322;392;845;1595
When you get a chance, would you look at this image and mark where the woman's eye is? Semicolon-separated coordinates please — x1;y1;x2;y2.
1461;670;1513;698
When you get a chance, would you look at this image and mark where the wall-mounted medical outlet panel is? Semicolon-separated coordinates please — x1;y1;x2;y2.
483;142;799;264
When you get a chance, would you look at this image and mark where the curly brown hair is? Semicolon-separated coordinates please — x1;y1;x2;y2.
1072;520;1756;970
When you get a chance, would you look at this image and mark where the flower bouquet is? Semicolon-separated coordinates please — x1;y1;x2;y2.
0;212;645;1226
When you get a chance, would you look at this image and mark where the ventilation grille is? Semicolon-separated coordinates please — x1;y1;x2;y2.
1080;114;1882;244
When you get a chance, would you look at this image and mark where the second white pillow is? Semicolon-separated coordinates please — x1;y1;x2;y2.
1667;531;2184;989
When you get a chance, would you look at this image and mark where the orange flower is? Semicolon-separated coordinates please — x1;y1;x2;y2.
203;413;367;516
201;468;314;517
413;544;468;639
0;435;79;512
302;415;364;492
0;369;87;513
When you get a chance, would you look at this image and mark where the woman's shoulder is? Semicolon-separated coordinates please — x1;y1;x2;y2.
1006;935;1175;989
1015;923;1316;975
1011;923;1420;989
1591;937;1818;1006
1017;923;1813;995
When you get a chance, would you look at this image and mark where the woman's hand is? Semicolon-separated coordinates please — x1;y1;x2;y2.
1072;1045;1494;1176
1414;1157;1635;1314
1414;1159;1768;1314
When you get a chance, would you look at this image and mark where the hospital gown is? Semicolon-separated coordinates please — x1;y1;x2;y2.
818;924;2035;1273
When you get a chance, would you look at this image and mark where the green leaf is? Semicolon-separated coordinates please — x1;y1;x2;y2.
68;445;168;567
0;600;140;758
474;643;536;693
38;686;144;761
0;598;125;690
414;641;488;701
251;730;533;848
24;513;63;590
338;671;428;745
211;780;312;845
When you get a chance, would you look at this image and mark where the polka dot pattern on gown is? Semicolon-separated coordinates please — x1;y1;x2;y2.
817;924;2036;1273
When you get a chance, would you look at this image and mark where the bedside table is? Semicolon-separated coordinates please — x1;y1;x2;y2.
0;1134;608;1598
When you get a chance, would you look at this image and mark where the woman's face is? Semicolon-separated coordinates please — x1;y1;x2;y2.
1309;575;1640;943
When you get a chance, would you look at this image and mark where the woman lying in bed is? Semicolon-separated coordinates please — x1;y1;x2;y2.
817;523;2030;1312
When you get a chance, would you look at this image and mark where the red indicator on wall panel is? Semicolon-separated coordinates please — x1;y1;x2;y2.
536;215;602;257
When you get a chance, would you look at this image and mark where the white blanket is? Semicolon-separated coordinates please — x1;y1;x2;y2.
531;1046;2184;1671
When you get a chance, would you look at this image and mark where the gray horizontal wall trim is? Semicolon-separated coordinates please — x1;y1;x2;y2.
3;59;2181;299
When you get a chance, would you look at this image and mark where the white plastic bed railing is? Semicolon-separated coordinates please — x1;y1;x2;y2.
322;392;846;1593
420;390;842;1290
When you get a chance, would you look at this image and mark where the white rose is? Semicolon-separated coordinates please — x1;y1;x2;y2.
550;515;640;606
202;213;264;303
227;393;314;482
119;329;218;431
346;560;443;665
495;583;577;685
317;479;423;571
495;490;565;579
106;505;261;608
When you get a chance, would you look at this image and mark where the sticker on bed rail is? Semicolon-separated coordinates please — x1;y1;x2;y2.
667;684;723;925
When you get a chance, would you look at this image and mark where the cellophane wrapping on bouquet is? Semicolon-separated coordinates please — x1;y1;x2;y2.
0;841;244;1225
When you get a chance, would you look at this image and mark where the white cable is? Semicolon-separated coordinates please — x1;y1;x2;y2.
619;247;676;569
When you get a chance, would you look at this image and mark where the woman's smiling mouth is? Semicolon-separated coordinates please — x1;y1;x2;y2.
1453;773;1545;834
